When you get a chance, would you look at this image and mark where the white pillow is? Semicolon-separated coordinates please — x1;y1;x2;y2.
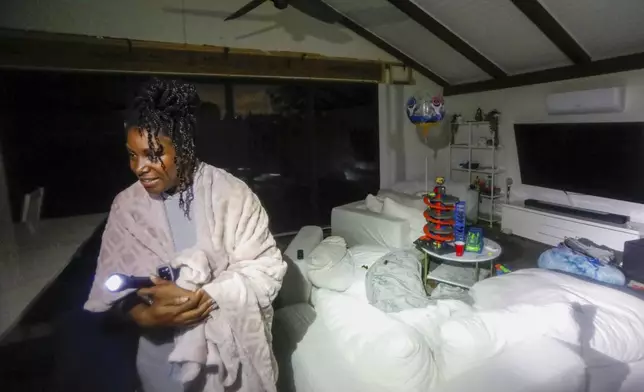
381;197;426;243
307;236;354;292
312;289;437;391
378;189;426;211
364;194;384;213
436;302;581;381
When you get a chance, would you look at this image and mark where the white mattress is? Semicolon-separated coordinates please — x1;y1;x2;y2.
273;304;377;392
273;245;392;392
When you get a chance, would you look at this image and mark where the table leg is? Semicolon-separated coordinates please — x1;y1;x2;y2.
490;259;494;278
423;254;429;287
475;261;480;281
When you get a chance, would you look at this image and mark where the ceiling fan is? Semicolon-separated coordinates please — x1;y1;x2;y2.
225;0;340;24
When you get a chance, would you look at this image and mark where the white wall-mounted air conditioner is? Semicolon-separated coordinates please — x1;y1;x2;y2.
546;87;626;115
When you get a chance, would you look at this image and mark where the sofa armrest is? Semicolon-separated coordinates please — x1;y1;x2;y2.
278;226;323;307
331;202;410;248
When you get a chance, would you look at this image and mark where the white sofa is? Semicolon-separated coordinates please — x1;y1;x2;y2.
331;200;410;249
275;245;644;392
331;182;476;249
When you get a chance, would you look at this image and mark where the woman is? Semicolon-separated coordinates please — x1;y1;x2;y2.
84;78;287;392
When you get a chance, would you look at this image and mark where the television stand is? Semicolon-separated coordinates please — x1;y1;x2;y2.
524;199;629;224
502;202;643;252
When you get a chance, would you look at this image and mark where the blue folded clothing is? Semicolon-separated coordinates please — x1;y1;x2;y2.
538;244;626;286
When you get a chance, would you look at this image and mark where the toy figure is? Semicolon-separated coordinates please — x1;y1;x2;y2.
495;264;512;275
433;176;446;198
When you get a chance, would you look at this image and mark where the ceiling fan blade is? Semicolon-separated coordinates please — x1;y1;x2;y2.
225;0;268;21
290;0;342;24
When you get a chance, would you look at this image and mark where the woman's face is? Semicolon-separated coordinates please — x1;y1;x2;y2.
126;127;178;195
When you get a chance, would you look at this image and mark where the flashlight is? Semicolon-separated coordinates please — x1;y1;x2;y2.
104;274;154;292
104;264;180;292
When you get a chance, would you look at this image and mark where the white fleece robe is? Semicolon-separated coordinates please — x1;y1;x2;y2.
85;163;287;392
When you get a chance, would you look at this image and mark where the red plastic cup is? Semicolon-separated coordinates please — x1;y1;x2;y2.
455;241;465;257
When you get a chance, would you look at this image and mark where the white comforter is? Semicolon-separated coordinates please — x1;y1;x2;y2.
310;267;644;392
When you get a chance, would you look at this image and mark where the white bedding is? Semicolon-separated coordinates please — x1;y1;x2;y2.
470;269;644;366
273;303;383;392
278;226;644;392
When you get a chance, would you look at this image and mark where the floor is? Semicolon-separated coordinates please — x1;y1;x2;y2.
0;224;549;392
483;224;549;271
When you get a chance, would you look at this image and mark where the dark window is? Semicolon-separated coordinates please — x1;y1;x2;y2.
0;71;379;233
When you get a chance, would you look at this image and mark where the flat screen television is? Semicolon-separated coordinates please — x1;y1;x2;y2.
514;122;644;204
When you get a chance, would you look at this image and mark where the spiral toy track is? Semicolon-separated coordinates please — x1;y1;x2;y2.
420;181;459;249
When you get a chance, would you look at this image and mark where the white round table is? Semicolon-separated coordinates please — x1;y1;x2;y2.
420;238;503;289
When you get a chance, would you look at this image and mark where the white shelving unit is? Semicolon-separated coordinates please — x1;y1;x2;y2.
448;121;502;227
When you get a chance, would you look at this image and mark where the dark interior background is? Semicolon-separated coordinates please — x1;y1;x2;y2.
0;71;380;233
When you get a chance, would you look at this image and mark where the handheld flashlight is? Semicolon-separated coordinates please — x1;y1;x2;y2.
104;264;179;293
104;274;154;292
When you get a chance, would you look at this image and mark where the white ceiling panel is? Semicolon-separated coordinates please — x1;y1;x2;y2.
324;0;491;84
412;0;572;74
540;0;644;60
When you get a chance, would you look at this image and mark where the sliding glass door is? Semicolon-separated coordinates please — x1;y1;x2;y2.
0;72;379;233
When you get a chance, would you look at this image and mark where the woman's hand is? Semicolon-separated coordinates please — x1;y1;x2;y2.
130;277;216;328
138;276;194;305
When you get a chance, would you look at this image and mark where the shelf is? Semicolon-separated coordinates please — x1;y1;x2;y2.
427;264;490;290
450;144;502;150
458;121;490;125
480;192;504;200
478;212;502;223
452;167;504;175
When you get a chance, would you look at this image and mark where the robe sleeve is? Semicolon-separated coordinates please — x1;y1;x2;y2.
84;200;138;312
201;190;287;312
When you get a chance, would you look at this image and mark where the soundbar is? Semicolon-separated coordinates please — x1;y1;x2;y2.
524;199;629;225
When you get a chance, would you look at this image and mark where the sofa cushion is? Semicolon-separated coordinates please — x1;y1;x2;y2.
378;189;426;211
364;194;384;213
307;236;354;292
381;197;426;243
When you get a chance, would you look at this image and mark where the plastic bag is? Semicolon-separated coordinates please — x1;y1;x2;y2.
538;245;625;286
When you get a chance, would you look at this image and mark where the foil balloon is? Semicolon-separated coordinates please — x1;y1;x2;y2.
406;94;445;125
406;93;448;152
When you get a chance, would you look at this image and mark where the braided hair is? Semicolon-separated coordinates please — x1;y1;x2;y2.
126;78;200;216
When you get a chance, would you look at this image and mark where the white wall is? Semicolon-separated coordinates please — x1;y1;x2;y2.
379;72;443;189
422;69;644;222
0;0;394;61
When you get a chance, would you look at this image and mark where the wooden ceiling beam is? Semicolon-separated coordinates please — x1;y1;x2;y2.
443;51;644;96
387;0;506;79
511;0;591;65
0;29;390;83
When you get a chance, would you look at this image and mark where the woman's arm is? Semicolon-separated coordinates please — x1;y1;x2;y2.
86;199;213;326
201;191;286;311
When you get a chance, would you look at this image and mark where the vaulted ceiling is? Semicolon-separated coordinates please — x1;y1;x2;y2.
323;0;644;95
